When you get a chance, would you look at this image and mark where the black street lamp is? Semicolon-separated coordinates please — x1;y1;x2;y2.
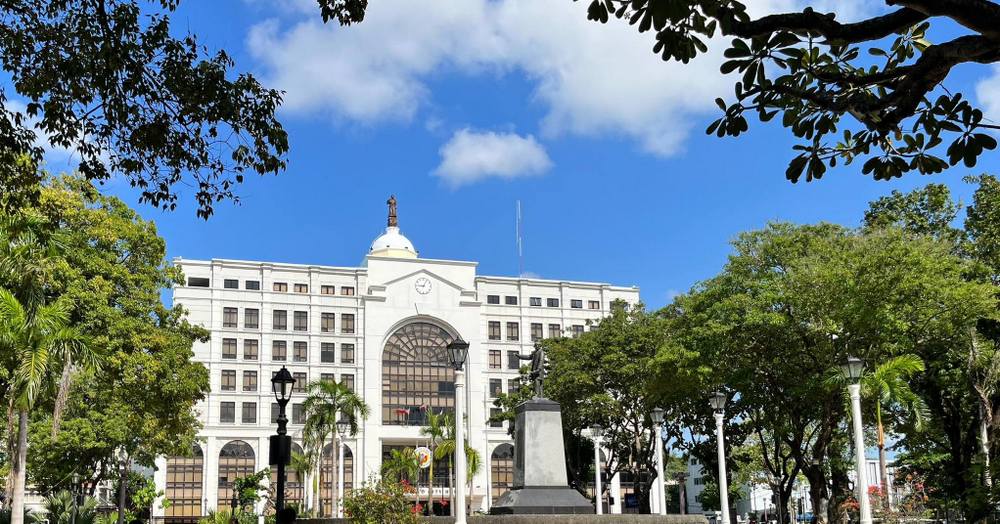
446;338;470;371
270;366;296;514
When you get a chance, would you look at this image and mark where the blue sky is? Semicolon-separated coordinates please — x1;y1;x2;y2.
33;1;1000;309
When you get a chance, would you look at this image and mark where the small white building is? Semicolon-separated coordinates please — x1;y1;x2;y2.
152;198;640;521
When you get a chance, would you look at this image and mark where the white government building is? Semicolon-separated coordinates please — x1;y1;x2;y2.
152;198;640;521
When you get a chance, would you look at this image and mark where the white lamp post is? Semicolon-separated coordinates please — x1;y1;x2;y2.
335;418;349;518
841;355;873;524
447;338;470;524
709;392;730;524
591;424;604;515
651;407;668;516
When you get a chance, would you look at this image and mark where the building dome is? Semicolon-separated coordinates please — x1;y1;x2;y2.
369;226;417;258
368;195;418;259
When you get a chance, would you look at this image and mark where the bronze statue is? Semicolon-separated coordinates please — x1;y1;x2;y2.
387;195;398;227
517;344;548;397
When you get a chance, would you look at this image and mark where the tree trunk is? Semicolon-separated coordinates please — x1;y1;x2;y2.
426;447;434;515
11;410;27;524
876;405;890;511
116;456;130;524
51;355;73;438
803;465;830;524
315;439;325;517
448;460;454;517
330;435;338;518
981;404;992;490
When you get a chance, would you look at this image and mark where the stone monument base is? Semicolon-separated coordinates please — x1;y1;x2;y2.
491;486;594;515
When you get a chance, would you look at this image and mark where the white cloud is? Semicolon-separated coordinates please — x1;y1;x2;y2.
977;65;1000;126
246;0;866;157
433;129;551;186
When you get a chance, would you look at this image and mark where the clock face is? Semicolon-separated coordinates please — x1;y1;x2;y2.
414;277;432;295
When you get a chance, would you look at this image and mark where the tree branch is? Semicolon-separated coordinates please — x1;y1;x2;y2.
730;7;928;44
890;0;1000;40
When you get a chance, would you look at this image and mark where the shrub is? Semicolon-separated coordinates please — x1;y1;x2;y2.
342;476;420;524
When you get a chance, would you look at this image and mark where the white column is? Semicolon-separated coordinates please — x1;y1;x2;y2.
849;384;874;524
204;437;219;512
715;412;731;524
654;425;667;515
594;437;603;515
337;441;345;518
152;456;168;518
610;472;623;514
455;368;467;524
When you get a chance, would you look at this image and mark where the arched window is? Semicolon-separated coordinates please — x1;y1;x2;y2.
165;444;203;523
319;443;354;517
491;444;514;504
218;441;255;508
382;322;456;425
271;442;305;508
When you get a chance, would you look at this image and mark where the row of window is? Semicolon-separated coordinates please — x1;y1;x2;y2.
222;307;356;333
487;321;585;341
485;295;601;310
221;338;355;363
192;276;357;296
218;374;355;424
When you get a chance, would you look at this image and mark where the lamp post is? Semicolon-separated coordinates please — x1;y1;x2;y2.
709;392;730;524
336;418;350;518
447;338;470;524
71;473;79;524
270;366;296;513
590;424;604;515
651;407;668;516
841;356;873;524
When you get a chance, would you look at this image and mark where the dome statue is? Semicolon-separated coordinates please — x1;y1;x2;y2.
368;195;418;259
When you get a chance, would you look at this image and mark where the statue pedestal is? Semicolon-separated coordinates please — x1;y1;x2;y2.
490;398;594;515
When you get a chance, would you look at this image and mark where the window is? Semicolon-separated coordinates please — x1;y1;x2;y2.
187;277;210;287
243;339;258;360
529;297;541;307
588;300;600;310
341;343;355;364
507;351;520;370
381;322;458;426
222;338;237;360
271;403;280;424
547;298;560;308
548;324;561;339
222;307;238;328
342;374;355;392
321;285;336;295
489;379;502;398
489;408;502;428
321;343;336;363
293;342;307;363
294;283;308;293
224;279;239;289
572;325;584;337
508;379;519;395
242;403;257;424
505;296;518;305
273;310;287;330
488;321;501;340
341;286;355;296
321;373;335;383
273;282;288;292
292;404;304;424
487;295;500;305
321;313;335;333
221;370;236;391
341;314;355;334
530;323;543;341
294;311;308;331
220;402;235;423
244;308;259;329
489;350;501;369
292;373;307;393
272;340;287;361
245;280;260;290
571;299;583;309
242;371;257;392
506;322;519;341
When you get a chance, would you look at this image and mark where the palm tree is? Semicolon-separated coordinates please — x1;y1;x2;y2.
420;409;447;514
33;490;98;524
289;449;316;514
302;380;369;518
381;447;420;484
863;354;927;507
435;415;482;515
0;290;90;524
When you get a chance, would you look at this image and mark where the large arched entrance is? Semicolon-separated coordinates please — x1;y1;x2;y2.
217;441;255;508
164;444;203;523
491;444;514;505
382;321;456;425
319;443;354;516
